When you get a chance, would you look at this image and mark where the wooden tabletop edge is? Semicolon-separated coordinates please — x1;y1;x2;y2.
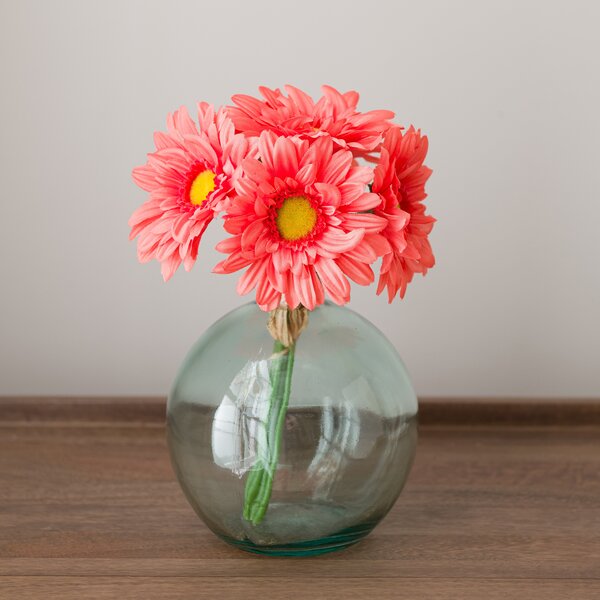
1;396;599;426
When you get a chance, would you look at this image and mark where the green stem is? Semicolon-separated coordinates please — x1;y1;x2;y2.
243;339;296;525
242;340;284;520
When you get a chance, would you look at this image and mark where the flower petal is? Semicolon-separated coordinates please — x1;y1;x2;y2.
237;258;268;295
337;255;374;286
314;257;350;304
273;136;299;179
316;227;364;254
341;212;387;233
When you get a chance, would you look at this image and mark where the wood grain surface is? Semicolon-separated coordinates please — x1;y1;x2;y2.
1;398;599;599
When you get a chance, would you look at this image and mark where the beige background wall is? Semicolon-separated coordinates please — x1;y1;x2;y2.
0;0;598;397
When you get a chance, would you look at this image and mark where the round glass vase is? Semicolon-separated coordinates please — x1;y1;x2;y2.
167;302;417;556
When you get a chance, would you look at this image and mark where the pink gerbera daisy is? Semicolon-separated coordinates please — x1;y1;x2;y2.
214;131;389;311
129;103;252;280
228;85;394;156
373;126;435;301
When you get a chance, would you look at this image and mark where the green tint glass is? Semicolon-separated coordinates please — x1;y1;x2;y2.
167;302;417;556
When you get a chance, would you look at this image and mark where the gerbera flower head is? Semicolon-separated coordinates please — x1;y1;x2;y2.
372;125;435;301
213;131;389;311
228;85;394;156
129;103;253;281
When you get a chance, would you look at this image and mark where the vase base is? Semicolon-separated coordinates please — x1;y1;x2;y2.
219;522;374;557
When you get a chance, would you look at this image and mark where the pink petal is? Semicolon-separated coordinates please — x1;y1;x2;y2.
300;135;332;175
342;90;359;108
258;131;277;173
295;163;316;187
184;135;218;165
309;266;325;307
137;238;159;263
242;158;268;183
128;201;162;228
153;131;175;150
237;258;268;295
284;271;299;309
215;235;242;254
196;102;215;132
337;255;374;286
132;166;156;192
241;218;266;250
257;288;281;312
231;94;265;115
273;136;299;179
345;242;377;264
213;252;252;274
320;85;347;113
316;227;363;254
171;212;194;243
321;149;353;185
182;237;201;271
259;86;283;105
160;251;181;281
267;259;286;291
351;109;395;127
284;85;315;113
364;233;392;256
314;257;350;304
314;183;341;207
296;266;317;310
344;192;382;212
256;268;281;310
173;106;198;136
341;212;387;233
272;247;293;273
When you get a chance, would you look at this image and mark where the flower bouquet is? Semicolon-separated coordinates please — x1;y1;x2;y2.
130;85;434;554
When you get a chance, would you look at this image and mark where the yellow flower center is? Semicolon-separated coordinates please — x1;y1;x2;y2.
276;195;318;241
189;170;216;205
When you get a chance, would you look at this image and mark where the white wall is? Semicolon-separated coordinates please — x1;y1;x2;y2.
1;0;599;397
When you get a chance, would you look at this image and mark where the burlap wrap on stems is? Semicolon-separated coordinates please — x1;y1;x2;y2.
267;304;309;348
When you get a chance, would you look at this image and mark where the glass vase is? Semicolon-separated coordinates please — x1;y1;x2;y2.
167;301;417;556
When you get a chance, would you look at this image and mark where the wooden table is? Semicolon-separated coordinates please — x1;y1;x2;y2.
1;398;599;599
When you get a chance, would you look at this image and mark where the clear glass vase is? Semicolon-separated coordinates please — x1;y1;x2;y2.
167;302;417;556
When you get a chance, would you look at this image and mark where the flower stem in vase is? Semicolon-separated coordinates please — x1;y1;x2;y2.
243;305;307;525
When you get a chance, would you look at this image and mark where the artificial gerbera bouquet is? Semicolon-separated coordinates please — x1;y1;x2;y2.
130;85;434;524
